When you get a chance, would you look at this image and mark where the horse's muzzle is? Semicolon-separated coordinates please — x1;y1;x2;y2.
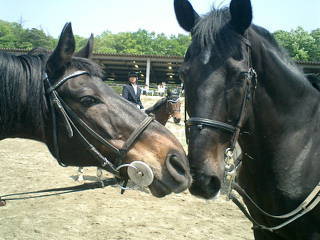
173;117;181;124
189;173;221;199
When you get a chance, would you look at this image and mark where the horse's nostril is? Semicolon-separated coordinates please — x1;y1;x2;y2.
189;174;221;199
165;153;191;193
208;175;221;191
168;155;186;176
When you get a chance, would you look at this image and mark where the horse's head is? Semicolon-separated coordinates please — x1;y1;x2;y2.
45;23;192;197
166;89;181;124
175;0;255;199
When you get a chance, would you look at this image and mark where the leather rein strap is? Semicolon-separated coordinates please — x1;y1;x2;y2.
44;71;154;177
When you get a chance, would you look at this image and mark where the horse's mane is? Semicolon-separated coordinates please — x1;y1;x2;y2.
27;47;104;78
0;49;103;136
145;97;167;115
192;6;283;55
250;25;297;66
70;57;103;78
192;6;309;87
0;51;48;135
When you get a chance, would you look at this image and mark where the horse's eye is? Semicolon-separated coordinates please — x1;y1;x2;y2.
80;96;99;107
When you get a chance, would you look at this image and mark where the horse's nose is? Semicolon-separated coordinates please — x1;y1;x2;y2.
165;153;191;192
174;117;181;124
189;174;221;200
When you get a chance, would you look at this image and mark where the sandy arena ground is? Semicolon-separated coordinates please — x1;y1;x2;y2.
0;96;254;240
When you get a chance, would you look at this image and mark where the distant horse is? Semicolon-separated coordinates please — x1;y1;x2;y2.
175;0;319;239
0;23;191;198
77;89;183;184
145;89;182;125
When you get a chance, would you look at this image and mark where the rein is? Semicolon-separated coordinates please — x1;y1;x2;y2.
0;179;119;206
183;33;320;232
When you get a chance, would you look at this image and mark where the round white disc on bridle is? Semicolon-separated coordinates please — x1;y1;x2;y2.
127;161;154;187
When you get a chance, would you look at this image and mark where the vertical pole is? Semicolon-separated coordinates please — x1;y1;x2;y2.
146;58;151;87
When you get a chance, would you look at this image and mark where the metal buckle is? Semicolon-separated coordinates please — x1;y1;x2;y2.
224;148;237;199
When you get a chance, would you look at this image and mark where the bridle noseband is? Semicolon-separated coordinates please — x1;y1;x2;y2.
44;70;154;179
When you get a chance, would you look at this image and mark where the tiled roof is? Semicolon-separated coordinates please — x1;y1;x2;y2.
1;48;320;65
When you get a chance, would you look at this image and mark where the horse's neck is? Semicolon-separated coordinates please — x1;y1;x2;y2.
239;41;320;202
0;101;47;142
154;104;170;126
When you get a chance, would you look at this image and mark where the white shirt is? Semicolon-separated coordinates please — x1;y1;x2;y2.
131;83;140;109
132;84;138;95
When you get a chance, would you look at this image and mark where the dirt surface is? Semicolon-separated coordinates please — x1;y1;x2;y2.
0;96;254;240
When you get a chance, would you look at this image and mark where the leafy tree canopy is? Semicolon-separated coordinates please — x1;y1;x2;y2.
0;19;319;61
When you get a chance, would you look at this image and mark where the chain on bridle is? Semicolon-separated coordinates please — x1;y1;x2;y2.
44;70;154;180
183;33;320;232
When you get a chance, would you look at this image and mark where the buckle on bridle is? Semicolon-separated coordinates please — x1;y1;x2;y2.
224;148;235;172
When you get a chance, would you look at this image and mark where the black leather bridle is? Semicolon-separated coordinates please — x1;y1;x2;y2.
184;37;257;154
44;70;154;178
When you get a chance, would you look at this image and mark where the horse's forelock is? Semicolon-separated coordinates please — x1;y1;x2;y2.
191;7;243;60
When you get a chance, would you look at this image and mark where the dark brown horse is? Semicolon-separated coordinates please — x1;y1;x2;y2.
175;0;320;239
0;23;191;198
145;90;182;125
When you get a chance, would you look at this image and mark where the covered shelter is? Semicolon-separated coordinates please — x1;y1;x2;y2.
1;48;320;87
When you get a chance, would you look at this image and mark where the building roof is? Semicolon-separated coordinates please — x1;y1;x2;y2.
1;48;320;83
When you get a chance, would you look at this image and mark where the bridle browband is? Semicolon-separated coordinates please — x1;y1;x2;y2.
44;70;154;178
183;32;320;232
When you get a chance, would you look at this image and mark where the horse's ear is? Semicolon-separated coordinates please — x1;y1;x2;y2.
229;0;252;35
74;34;94;59
46;22;75;80
174;0;199;32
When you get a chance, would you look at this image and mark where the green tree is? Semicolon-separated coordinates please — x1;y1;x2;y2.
273;27;319;61
94;29;191;56
1;18;318;62
22;28;56;49
95;31;118;53
0;20;56;50
310;28;320;61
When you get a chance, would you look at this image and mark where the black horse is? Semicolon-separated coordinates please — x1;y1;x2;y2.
174;0;320;239
0;23;191;198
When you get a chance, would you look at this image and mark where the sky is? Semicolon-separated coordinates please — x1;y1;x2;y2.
0;0;319;38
